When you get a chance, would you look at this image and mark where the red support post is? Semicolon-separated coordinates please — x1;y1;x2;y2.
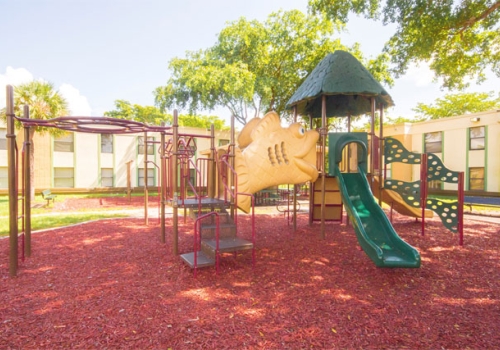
420;154;428;236
458;172;465;246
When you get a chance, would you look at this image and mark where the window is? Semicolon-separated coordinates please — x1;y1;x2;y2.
0;128;6;150
219;139;230;146
469;167;485;191
54;167;74;188
424;132;442;153
138;136;154;155
101;168;113;187
428;180;442;190
138;168;154;187
0;167;7;188
101;134;113;153
469;126;485;150
54;133;74;152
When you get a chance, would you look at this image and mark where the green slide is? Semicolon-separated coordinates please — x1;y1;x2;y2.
333;165;421;268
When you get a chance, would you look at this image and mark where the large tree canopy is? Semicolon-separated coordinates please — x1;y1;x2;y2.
309;0;500;89
155;9;393;125
413;91;500;119
104;100;228;130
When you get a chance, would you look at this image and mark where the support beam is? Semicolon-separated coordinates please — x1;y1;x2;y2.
209;124;215;199
23;105;32;257
230;115;236;219
160;122;166;243
378;105;384;206
320;95;327;239
172;110;179;255
144;131;149;225
370;97;376;177
7;85;18;276
293;106;298;232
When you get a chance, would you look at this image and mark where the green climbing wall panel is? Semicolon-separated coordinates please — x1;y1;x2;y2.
384;138;422;208
383;179;421;208
425;198;459;232
384;138;421;164
426;153;460;183
384;137;461;233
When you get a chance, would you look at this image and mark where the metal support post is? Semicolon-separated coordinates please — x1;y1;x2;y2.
7;85;18;276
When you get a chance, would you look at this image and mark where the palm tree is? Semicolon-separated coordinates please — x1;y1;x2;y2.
2;81;69;200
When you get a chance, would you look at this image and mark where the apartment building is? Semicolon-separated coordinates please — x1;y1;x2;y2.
384;109;500;194
0;124;231;192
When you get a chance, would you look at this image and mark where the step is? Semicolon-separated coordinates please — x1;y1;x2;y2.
202;237;254;254
200;222;236;230
190;209;232;222
170;198;227;208
200;224;237;239
180;251;215;268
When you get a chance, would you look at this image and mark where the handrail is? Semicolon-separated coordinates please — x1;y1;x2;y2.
218;149;237;206
193;212;220;278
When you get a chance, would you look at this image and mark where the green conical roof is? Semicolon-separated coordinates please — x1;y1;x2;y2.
286;50;394;118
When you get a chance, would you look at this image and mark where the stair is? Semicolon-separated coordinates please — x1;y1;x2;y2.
179;199;254;271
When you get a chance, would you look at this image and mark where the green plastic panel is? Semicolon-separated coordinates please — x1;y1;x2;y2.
333;165;420;268
383;179;422;208
328;132;368;175
425;198;459;232
426;153;460;183
384;138;421;164
383;138;460;233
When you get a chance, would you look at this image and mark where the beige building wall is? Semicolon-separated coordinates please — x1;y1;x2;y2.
487;119;500;192
33;133;53;190
0;120;232;192
74;133;99;188
383;109;500;194
114;134;136;187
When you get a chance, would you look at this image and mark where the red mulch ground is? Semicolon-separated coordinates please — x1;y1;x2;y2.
1;198;499;349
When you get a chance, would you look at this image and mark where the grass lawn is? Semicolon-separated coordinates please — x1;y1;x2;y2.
0;193;134;237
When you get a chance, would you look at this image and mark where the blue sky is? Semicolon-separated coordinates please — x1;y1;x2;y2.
1;0;498;127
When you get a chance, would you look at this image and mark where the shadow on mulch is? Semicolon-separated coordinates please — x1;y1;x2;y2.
1;205;499;349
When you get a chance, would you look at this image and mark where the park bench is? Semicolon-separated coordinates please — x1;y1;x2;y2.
41;189;57;206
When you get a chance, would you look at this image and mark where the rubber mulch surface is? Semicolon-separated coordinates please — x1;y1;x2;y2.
1;198;499;349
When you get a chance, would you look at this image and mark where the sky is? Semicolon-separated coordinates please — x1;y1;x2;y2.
1;0;499;127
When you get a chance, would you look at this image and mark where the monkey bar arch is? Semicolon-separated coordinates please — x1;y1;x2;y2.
5;85;220;276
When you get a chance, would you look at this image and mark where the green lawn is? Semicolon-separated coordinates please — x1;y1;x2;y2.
0;194;133;237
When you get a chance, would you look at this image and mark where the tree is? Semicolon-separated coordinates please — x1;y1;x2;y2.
176;114;229;131
155;9;393;125
104;100;168;125
413;92;500;119
104;100;229;130
308;0;500;89
1;81;69;199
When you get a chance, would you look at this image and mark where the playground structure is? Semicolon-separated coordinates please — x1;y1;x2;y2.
5;50;465;276
286;50;464;267
4;85;319;277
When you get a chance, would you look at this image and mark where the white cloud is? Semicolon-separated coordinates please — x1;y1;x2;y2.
402;62;436;87
0;66;34;109
58;84;92;116
0;66;92;116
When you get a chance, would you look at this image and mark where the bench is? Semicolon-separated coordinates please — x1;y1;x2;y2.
41;189;57;206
